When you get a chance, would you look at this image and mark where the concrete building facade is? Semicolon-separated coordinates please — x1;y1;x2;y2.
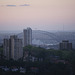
3;35;23;60
23;27;32;47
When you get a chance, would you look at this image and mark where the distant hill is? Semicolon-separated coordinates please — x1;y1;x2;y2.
17;30;59;45
0;30;75;49
17;30;75;48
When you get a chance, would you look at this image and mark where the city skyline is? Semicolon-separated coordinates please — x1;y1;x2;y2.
0;0;75;31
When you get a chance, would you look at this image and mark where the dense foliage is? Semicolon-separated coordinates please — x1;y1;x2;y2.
23;45;75;63
0;45;75;75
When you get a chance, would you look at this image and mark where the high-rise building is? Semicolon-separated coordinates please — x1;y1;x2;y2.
23;27;32;47
3;35;23;60
59;40;72;50
3;39;10;60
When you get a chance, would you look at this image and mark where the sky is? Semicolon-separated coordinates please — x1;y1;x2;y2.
0;0;75;31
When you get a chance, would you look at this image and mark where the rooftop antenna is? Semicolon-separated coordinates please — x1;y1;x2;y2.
61;24;64;41
63;24;64;32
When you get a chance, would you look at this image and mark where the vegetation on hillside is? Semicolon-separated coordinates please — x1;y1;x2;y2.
0;45;75;75
23;45;75;63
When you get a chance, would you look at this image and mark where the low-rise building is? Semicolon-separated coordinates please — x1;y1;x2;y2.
59;40;72;50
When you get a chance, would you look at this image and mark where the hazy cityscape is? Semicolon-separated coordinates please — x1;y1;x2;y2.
0;0;75;75
0;29;75;50
0;28;75;75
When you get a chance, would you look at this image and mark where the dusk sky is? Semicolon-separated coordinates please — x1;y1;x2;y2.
0;0;75;31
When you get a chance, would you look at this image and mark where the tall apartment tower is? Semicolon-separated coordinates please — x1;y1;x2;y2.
3;35;23;60
23;27;32;47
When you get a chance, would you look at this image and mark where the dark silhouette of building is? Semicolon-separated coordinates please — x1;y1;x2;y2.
59;40;72;50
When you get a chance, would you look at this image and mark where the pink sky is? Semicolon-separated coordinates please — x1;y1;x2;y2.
0;0;75;31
